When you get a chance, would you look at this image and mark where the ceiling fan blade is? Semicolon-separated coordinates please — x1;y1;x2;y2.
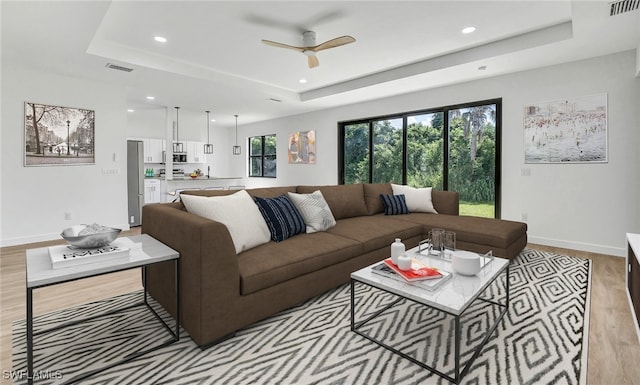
308;55;319;68
261;39;304;52
313;36;356;52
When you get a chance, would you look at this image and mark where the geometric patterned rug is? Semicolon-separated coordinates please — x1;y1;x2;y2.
12;249;591;385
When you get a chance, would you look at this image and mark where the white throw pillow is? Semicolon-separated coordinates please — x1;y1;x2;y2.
287;190;336;233
180;190;271;254
391;184;438;214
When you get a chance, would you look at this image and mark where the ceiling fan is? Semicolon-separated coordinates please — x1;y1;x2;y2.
262;31;355;68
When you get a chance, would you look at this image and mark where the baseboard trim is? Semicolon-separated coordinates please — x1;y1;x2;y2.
528;235;625;257
1;223;132;248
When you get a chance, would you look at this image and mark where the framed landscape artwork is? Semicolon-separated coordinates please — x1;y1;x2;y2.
288;130;316;164
24;102;95;166
523;93;607;163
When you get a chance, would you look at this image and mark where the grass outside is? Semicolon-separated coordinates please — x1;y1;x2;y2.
459;201;494;218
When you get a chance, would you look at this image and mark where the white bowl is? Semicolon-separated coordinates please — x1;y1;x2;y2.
61;225;121;248
451;250;482;276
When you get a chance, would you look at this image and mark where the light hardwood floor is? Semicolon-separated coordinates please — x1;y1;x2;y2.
1;231;639;385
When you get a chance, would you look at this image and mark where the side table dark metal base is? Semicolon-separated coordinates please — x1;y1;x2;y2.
25;235;180;385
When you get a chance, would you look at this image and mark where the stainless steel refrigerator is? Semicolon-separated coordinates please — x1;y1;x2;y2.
127;140;144;226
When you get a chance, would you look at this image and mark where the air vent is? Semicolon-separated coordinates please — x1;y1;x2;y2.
610;0;639;15
105;63;134;72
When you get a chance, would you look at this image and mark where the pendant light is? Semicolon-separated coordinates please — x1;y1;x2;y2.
232;114;241;155
173;106;183;153
204;110;213;154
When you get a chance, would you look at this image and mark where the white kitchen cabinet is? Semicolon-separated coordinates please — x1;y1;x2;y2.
187;141;207;164
144;179;161;204
144;138;165;163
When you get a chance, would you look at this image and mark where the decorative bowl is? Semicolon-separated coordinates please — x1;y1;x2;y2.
451;250;482;276
61;225;121;249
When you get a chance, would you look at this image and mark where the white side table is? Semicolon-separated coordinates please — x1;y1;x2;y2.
25;234;180;384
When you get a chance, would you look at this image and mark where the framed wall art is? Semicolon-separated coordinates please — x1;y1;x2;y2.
523;93;607;163
288;130;316;164
24;102;95;166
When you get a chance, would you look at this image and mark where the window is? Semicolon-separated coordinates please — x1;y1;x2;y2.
249;134;276;177
342;122;370;183
373;118;403;183
339;99;501;218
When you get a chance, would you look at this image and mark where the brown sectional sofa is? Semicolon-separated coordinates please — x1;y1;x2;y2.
142;183;527;348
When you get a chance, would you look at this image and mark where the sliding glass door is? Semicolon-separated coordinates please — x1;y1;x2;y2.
372;118;403;184
448;105;498;217
343;122;370;184
339;99;501;218
407;112;444;190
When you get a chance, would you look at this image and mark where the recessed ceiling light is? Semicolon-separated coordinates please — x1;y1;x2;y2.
299;78;307;84
211;119;216;122
127;109;134;112
462;26;476;34
146;96;155;100
154;36;167;43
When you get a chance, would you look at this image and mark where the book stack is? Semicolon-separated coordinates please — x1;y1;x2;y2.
372;258;451;291
49;243;130;269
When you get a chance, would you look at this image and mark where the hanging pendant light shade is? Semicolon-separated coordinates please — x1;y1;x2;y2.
173;107;183;153
204;110;214;154
232;114;241;155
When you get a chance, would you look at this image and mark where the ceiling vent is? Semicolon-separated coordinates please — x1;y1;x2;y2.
609;0;639;16
105;63;134;72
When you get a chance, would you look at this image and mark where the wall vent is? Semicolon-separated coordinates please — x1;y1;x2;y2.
610;0;639;16
105;63;134;72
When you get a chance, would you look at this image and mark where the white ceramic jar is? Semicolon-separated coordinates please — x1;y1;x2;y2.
390;238;405;265
397;254;412;270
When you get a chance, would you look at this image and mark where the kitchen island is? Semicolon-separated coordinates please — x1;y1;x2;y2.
162;176;243;202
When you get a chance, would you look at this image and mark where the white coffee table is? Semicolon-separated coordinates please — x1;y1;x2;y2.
25;234;180;385
350;245;510;384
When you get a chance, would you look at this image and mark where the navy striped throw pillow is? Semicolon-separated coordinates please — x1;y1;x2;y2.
380;194;409;215
254;195;306;242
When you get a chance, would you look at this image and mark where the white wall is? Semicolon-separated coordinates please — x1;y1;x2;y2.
1;66;128;246
235;51;640;256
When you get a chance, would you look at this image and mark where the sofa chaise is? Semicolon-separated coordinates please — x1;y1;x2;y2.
142;183;527;348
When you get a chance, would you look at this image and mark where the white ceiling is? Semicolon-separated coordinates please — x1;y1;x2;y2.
2;1;639;128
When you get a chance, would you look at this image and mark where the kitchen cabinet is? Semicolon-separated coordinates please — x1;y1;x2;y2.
187;141;207;164
144;138;165;163
144;179;161;204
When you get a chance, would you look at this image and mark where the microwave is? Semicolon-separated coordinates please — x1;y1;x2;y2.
162;152;187;163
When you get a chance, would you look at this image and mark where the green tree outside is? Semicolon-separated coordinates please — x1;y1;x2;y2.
342;104;497;218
